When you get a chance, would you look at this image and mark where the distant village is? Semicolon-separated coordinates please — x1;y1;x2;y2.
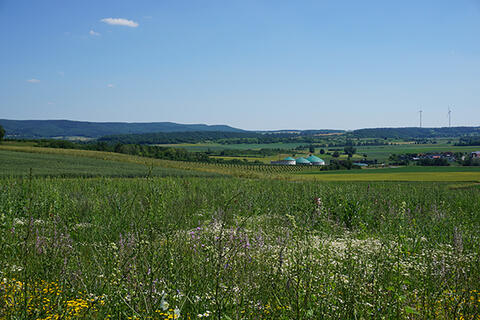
389;151;480;166
272;151;480;167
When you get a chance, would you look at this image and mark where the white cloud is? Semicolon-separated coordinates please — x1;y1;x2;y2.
89;30;101;36
27;79;40;83
101;18;138;28
107;84;115;88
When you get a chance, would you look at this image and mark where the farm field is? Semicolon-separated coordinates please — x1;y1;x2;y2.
353;143;480;163
0;149;220;178
297;166;480;182
2;145;480;182
153;141;480;164
0;176;479;319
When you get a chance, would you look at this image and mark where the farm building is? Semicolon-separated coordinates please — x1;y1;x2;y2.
270;156;296;165
306;155;326;166
472;151;480;158
353;162;368;167
296;157;312;165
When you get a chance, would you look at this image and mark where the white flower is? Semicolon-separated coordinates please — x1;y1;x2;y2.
160;295;169;311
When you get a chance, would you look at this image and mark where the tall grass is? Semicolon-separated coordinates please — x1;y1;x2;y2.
0;177;479;319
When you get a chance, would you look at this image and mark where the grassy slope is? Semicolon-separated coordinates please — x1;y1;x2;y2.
2;144;480;181
0;149;219;178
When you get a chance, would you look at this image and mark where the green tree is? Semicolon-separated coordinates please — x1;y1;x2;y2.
319;148;325;154
344;146;356;158
332;151;340;158
0;125;5;142
309;145;315;153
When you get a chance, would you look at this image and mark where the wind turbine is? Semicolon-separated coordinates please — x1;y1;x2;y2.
419;110;423;128
448;107;452;128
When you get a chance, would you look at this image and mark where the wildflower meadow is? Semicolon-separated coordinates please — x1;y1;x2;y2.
1;177;479;319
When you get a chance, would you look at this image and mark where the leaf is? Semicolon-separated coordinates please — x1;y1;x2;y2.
405;306;420;315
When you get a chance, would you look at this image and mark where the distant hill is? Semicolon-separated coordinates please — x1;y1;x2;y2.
352;127;480;139
98;131;260;144
0;119;244;138
258;129;345;135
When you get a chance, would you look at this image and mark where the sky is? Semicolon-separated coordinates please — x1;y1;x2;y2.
0;0;479;130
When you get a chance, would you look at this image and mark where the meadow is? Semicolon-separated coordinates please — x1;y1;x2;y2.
0;177;479;319
0;146;480;319
0;150;220;178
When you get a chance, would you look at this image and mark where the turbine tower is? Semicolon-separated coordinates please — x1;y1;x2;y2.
419;110;423;128
448;107;452;128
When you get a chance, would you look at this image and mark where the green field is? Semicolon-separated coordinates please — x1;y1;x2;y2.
297;166;480;182
354;143;480;163
3;145;480;182
153;141;480;165
1;176;479;319
0;149;220;178
1;145;480;319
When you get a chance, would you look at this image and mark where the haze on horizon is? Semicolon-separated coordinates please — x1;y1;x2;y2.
1;0;479;131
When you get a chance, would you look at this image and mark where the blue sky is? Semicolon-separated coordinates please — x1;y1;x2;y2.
1;0;479;130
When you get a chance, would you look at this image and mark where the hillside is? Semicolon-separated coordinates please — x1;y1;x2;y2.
352;126;480;139
0;119;244;138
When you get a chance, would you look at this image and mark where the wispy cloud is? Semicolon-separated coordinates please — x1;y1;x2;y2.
107;84;115;88
101;18;138;28
27;79;40;83
89;30;101;36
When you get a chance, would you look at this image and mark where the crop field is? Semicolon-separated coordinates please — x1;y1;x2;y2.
0;176;479;319
298;166;480;182
0;146;323;180
3;145;480;183
0;149;220;178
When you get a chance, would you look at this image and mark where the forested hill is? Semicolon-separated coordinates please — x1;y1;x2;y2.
352;127;480;139
0;119;244;138
98;131;260;144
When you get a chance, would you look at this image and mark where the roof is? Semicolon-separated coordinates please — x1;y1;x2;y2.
353;162;368;167
306;155;325;163
283;156;295;161
296;157;311;164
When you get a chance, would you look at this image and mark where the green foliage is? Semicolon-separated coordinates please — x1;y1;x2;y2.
0;178;479;319
343;145;356;157
417;158;450;166
456;137;480;146
0;125;4;142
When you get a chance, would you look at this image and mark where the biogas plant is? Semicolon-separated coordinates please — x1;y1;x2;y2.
270;155;325;166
